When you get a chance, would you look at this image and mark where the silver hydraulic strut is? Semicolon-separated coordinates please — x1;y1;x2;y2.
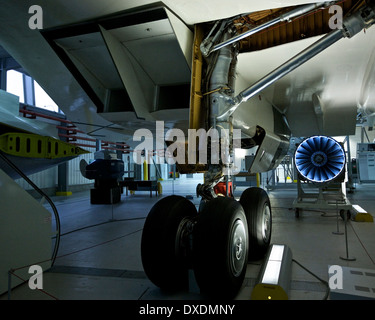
202;1;332;57
214;1;375;122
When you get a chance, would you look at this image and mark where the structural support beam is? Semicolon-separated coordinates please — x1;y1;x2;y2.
22;74;35;106
57;124;69;196
0;69;6;91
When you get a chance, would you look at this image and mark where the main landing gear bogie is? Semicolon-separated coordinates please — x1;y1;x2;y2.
140;187;272;298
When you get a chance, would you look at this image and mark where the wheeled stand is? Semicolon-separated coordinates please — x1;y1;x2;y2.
292;176;352;218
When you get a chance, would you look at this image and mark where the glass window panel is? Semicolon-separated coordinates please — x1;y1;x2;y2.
6;70;25;103
34;81;59;112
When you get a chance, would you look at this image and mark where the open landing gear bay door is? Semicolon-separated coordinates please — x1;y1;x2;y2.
42;6;194;134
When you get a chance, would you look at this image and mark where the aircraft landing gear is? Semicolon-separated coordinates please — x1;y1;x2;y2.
141;185;272;298
141;19;274;298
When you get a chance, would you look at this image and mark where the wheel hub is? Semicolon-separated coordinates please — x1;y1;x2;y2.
235;238;243;260
175;217;195;263
230;219;247;277
262;204;271;243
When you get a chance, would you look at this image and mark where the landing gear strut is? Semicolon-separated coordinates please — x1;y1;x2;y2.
141;16;273;299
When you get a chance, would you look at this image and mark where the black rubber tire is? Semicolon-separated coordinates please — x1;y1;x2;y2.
239;187;272;260
193;197;248;299
141;195;197;291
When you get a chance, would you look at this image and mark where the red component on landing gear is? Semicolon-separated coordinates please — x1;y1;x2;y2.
214;182;233;197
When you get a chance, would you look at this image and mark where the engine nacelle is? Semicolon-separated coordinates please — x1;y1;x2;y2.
294;136;346;183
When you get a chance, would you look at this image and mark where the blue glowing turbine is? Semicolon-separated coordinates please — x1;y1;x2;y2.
294;136;346;183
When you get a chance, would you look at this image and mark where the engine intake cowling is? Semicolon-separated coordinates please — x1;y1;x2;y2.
294;136;345;183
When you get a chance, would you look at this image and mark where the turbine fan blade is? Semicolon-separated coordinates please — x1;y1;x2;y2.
294;136;345;183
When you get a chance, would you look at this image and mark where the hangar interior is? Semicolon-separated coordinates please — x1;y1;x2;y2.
0;58;374;299
1;1;375;301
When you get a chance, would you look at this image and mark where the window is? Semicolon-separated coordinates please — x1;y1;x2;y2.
34;81;59;112
6;69;60;113
6;70;25;103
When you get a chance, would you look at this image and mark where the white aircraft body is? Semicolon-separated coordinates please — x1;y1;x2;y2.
1;0;375;298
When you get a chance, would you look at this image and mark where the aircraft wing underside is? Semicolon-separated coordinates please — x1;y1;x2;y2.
0;0;374;157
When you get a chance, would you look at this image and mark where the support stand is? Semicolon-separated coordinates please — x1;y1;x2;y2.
332;201;344;235
110;203;114;221
293;178;352;217
340;211;356;261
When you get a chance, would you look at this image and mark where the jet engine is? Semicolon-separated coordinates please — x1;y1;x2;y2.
294;136;346;183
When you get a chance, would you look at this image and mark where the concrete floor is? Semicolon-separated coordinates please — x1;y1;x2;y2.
2;178;375;301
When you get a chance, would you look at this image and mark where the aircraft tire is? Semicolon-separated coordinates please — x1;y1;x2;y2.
141;195;197;291
193;197;248;298
240;187;272;260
